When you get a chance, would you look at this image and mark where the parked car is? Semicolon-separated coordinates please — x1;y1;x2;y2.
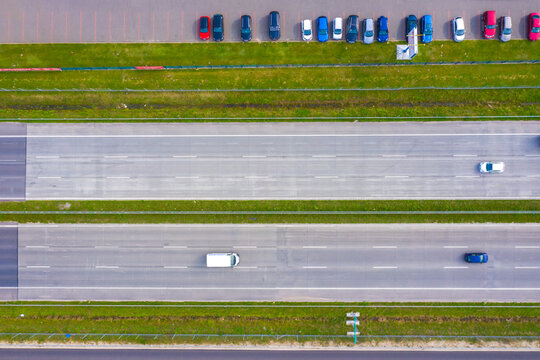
240;15;252;42
420;15;433;43
482;10;496;39
301;19;313;41
529;12;540;41
269;11;280;40
212;14;224;42
465;253;488;264
333;17;343;40
377;16;389;42
346;15;359;43
363;18;374;44
479;161;505;174
199;16;210;40
499;16;512;42
317;16;329;42
452;17;465;42
406;15;417;38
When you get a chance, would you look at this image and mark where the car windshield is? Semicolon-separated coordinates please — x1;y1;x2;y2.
320;29;328;35
487;24;496;29
335;29;342;34
486;163;493;171
304;29;311;35
533;27;540;33
456;29;464;35
270;26;279;31
503;28;511;35
201;26;208;32
214;27;222;32
349;28;357;34
379;30;387;36
366;30;373;37
424;28;432;35
241;28;250;34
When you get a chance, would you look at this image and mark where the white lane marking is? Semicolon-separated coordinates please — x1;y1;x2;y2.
515;246;540;249
385;176;409;178
315;176;339;179
175;176;200;179
524;154;540;157
526;175;540;178
95;265;119;269
453;154;477;157
381;154;406;157
163;266;188;269
242;155;267;158
373;246;397;249
312;155;336;158
455;176;480;178
37;176;61;179
0;159;17;162
163;246;187;249
94;246;119;249
444;246;468;249
104;155;128;159
233;246;257;249
244;176;269;179
303;266;328;269
372;266;398;269
302;246;327;249
444;266;469;269
237;266;258;269
25;265;50;269
16;286;540;291
0;225;18;228
106;176;130;179
515;266;540;269
25;245;50;249
35;155;59;159
173;155;198;158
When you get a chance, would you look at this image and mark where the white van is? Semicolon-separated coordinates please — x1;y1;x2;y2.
206;253;240;268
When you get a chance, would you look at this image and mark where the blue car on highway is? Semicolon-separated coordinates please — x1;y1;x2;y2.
317;16;329;42
421;15;433;43
465;253;488;264
377;16;389;42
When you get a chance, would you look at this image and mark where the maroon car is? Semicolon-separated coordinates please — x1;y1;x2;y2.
199;16;210;40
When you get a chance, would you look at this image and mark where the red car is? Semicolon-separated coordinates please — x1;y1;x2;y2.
529;12;540;41
481;11;496;39
199;16;210;40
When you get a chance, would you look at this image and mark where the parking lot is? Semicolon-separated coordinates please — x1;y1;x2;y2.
0;0;536;43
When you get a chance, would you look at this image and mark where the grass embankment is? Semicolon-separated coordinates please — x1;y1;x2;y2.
0;302;538;345
0;64;537;120
0;200;538;224
0;41;537;67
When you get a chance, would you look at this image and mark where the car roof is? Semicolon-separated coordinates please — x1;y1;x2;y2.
485;11;496;22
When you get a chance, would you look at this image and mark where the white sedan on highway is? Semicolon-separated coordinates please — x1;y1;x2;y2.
479;161;505;173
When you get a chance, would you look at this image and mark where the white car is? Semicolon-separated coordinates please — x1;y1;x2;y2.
363;18;374;44
301;19;313;41
479;161;505;173
453;17;465;42
333;17;343;40
499;16;512;42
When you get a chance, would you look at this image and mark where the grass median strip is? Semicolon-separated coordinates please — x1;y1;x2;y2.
0;200;538;224
0;302;538;345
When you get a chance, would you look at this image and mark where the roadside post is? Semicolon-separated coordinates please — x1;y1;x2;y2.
346;312;360;344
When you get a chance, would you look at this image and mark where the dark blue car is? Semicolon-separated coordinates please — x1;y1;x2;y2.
269;11;280;40
421;15;433;43
465;253;488;264
377;16;388;42
317;16;329;42
213;14;224;42
240;15;252;42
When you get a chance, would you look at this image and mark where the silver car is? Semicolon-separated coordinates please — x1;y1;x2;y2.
363;18;374;44
453;17;465;42
499;16;512;42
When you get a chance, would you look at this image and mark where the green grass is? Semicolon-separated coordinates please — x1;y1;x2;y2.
1;200;538;224
0;64;537;120
0;302;538;345
0;41;538;68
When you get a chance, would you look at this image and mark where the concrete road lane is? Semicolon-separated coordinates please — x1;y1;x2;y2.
0;0;536;44
0;123;26;201
16;223;540;301
0;349;538;360
0;224;18;300
23;122;540;200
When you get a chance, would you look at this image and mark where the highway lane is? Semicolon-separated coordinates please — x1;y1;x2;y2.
16;223;540;301
0;0;536;43
0;349;538;360
0;123;26;201
23;122;540;200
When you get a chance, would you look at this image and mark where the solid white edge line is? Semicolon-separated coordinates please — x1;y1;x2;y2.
244;176;269;179
314;176;339;179
233;246;257;249
384;176;409;178
242;155;267;158
175;176;200;179
106;177;131;179
515;267;540;269
444;246;469;249
381;155;406;157
24;245;50;249
372;246;397;249
37;176;61;179
25;265;50;269
173;155;197;158
312;155;336;158
15;286;540;291
104;156;128;158
455;175;480;178
163;266;188;269
302;246;327;249
453;154;477;157
163;246;188;249
444;266;469;269
302;266;328;269
95;266;119;269
35;156;59;159
515;246;540;249
372;266;398;269
236;266;258;269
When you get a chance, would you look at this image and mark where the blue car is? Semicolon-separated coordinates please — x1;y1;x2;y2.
465;253;488;264
421;15;433;43
317;16;329;42
377;16;388;42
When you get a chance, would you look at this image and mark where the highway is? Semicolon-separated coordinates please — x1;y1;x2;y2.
13;223;540;302
21;121;540;200
0;123;26;201
0;349;538;360
0;0;537;43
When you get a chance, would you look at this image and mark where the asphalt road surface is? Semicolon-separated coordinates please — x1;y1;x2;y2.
21;121;540;200
0;0;536;43
0;349;538;360
0;224;18;301
14;223;540;301
0;123;26;201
